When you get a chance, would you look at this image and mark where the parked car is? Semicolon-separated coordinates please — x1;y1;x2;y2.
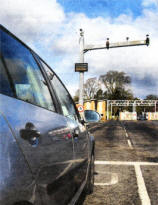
0;25;100;205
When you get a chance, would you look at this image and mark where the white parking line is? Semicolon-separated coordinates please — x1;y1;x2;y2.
134;164;151;205
127;139;133;149
95;161;154;205
95;161;158;166
94;171;118;186
122;124;134;149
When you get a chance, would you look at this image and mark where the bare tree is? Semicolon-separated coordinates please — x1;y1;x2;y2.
99;71;132;99
83;77;100;100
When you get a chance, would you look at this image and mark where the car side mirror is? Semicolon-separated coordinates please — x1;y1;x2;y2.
84;110;101;123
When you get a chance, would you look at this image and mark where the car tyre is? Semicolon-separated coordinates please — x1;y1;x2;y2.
85;154;94;194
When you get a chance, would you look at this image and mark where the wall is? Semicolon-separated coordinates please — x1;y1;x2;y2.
147;112;158;120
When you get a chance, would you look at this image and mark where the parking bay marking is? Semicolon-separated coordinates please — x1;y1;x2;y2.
134;164;151;205
95;161;157;205
95;161;158;166
94;171;118;186
127;139;133;149
121;123;134;149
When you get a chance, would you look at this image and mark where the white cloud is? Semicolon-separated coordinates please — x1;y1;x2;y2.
0;0;158;98
0;0;65;42
142;0;158;7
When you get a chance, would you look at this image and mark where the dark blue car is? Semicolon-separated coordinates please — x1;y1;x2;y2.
0;25;100;205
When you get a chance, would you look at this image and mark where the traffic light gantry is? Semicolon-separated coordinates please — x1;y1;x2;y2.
77;29;150;106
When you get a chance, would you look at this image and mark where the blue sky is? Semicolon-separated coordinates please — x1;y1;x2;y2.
58;0;156;18
0;0;158;99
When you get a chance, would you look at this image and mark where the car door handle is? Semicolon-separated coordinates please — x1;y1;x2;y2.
20;122;40;147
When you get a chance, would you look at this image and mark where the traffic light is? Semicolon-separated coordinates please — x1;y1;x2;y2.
146;34;150;46
106;38;109;49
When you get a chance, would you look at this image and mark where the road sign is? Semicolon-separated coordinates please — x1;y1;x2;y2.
77;104;84;112
75;63;88;72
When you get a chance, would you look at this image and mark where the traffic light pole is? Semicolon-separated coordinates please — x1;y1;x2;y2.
79;29;84;105
78;29;149;106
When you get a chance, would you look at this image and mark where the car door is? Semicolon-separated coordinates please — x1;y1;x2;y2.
0;26;76;205
39;59;90;196
0;112;43;205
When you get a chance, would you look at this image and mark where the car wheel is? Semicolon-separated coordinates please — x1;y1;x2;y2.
85;154;94;194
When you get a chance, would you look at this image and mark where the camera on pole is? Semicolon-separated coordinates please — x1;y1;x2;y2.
106;38;109;49
80;28;84;37
146;34;150;46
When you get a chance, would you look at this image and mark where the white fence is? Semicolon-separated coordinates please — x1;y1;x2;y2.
119;112;137;121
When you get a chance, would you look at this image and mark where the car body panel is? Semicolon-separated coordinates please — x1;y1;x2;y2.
0;111;42;205
0;94;78;205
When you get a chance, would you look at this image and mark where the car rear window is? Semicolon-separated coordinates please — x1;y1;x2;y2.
0;28;55;111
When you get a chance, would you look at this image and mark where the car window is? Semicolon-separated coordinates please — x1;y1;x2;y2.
40;60;79;121
0;58;14;97
0;29;55;111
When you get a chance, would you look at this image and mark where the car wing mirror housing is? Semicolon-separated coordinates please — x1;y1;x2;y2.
84;110;101;123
